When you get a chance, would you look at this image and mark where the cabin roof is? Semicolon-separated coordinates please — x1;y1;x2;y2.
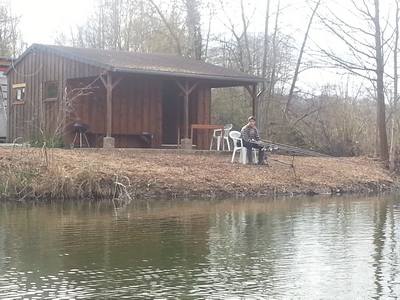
7;44;263;85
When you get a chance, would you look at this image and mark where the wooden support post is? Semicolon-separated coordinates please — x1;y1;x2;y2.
183;81;189;139
100;71;122;148
106;72;112;138
176;80;198;149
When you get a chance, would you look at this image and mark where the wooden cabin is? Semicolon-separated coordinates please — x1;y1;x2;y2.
6;44;261;149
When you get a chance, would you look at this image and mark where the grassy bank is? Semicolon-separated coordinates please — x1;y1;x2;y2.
0;147;395;201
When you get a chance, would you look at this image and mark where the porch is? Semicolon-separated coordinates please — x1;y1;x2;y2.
63;71;260;150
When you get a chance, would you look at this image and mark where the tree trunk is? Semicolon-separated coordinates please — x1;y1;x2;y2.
374;0;389;161
185;0;202;60
149;0;183;56
285;0;321;116
258;0;270;135
268;0;280;99
390;0;399;170
240;0;253;73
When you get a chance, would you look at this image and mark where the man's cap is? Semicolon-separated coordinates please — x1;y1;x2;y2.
248;116;256;121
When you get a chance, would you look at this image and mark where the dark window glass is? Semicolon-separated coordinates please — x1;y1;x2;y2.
44;81;58;99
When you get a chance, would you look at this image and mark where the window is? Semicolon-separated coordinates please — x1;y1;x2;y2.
16;87;25;100
12;83;26;104
43;81;59;100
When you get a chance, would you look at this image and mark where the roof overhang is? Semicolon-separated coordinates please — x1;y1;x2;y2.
6;44;264;88
113;67;263;87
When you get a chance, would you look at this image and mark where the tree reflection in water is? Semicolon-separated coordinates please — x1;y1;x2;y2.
0;196;400;298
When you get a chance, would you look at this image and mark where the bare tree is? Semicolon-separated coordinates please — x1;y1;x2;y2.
261;0;271;81
285;0;321;116
52;0;388;157
268;1;281;99
257;0;271;134
57;0;185;55
217;0;247;72
390;0;400;170
148;0;184;55
184;0;203;59
0;5;23;56
374;0;389;161
319;0;390;161
240;0;253;73
203;2;215;60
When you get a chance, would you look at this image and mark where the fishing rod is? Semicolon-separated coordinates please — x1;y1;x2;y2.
256;139;328;157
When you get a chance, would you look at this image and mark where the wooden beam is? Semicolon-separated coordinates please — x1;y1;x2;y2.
112;76;123;90
176;80;198;95
175;80;199;139
188;82;199;94
100;73;107;88
175;80;186;93
183;81;189;139
100;72;122;90
99;71;122;139
106;72;112;137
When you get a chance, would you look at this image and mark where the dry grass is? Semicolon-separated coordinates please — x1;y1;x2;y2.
0;147;394;201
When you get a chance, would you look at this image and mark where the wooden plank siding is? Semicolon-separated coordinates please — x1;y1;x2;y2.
7;47;103;143
190;84;211;150
65;75;163;148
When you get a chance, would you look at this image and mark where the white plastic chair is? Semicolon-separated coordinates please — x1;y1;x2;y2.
210;123;233;151
229;131;257;164
228;131;245;163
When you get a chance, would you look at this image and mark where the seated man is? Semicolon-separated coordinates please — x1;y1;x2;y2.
240;116;266;165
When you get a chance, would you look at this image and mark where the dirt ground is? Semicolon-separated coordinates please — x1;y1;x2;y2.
0;147;395;200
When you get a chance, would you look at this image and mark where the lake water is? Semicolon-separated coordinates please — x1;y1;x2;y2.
0;195;399;299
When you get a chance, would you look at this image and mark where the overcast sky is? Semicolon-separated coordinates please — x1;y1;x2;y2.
10;0;304;45
5;0;341;90
9;0;95;45
6;0;395;93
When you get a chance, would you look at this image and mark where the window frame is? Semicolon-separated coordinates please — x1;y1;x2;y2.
12;83;26;105
43;80;59;102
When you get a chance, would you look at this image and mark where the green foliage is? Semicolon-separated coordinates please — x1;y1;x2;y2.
30;135;65;148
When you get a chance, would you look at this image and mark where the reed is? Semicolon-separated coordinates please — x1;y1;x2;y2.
0;147;117;201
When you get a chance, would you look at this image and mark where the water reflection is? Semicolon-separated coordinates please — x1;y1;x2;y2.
0;196;400;298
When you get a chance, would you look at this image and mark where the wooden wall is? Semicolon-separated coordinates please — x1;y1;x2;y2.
190;85;211;149
7;47;103;143
67;77;211;149
66;75;163;148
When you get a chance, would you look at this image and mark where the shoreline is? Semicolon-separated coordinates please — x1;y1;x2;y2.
0;147;395;201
